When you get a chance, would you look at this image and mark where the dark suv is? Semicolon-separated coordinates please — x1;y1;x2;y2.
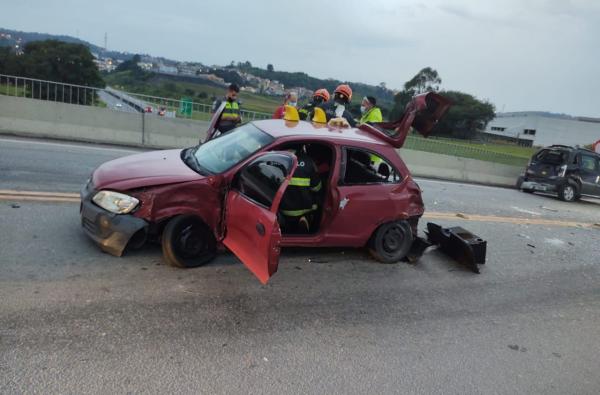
517;145;600;202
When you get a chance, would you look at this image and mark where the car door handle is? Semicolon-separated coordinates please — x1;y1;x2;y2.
256;222;265;236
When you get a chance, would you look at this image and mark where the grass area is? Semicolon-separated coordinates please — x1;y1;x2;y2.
427;136;536;157
0;84;27;96
404;135;532;167
104;71;279;114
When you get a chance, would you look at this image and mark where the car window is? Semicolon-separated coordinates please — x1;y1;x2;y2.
580;155;599;172
236;153;294;208
194;123;273;174
534;149;568;165
343;148;402;184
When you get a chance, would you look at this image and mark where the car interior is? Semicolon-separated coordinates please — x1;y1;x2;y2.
344;149;398;184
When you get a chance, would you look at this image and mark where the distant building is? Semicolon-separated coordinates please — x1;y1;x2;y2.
137;62;153;70
484;112;600;147
158;64;178;74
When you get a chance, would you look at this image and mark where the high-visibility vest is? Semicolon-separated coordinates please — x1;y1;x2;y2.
221;100;240;121
359;107;383;124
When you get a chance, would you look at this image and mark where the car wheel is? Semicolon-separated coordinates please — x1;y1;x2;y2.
558;182;577;202
368;220;413;264
161;215;216;268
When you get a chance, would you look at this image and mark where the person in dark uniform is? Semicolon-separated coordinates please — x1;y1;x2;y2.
279;145;322;233
322;84;356;127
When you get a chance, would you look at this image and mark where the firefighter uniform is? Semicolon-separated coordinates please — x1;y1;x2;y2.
280;151;322;233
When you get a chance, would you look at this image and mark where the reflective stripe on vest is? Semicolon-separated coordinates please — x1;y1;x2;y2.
221;101;240;120
280;204;318;217
289;177;311;187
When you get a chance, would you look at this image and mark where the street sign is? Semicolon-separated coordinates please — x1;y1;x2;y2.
179;97;193;117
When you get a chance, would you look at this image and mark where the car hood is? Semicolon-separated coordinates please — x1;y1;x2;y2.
92;149;205;191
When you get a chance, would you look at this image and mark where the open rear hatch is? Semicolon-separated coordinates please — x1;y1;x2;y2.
358;92;451;148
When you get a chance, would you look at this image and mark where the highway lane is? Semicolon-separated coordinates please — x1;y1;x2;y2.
1;136;598;222
97;90;140;113
1;136;600;394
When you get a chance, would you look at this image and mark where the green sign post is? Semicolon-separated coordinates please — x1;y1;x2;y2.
179;97;193;117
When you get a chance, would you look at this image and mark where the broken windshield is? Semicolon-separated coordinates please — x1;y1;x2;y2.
194;123;274;174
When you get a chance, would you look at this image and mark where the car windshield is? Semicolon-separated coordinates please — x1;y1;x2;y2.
194;123;273;174
534;149;568;165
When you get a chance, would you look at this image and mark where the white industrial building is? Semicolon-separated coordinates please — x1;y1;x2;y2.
483;112;600;147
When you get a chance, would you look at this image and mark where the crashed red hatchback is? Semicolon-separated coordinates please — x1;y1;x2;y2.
80;93;451;283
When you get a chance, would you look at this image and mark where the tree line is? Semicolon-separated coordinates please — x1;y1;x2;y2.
0;40;104;104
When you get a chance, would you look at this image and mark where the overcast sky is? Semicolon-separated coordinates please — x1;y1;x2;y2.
2;0;599;117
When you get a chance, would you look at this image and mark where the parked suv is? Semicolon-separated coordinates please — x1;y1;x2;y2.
517;145;600;202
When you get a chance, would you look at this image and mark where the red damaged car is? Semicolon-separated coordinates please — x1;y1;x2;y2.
80;93;450;283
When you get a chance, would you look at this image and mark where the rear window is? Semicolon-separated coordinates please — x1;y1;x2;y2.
534;149;568;165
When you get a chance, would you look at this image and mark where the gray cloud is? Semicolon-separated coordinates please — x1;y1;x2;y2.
1;0;599;117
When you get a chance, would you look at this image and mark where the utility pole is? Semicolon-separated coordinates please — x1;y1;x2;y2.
104;32;108;52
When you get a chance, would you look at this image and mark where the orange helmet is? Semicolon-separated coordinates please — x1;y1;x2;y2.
334;84;352;101
313;88;330;102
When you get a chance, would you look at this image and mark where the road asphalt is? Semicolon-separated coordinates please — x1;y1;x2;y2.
1;136;599;394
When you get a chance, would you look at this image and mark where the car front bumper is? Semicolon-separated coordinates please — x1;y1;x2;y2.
80;182;147;256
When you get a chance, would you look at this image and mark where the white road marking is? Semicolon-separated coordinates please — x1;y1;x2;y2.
510;206;541;216
414;177;510;191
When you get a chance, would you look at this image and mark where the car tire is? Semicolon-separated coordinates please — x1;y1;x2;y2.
558;182;578;202
368;220;413;264
161;215;217;268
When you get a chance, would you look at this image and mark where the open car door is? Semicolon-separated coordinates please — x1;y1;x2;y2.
223;152;297;284
358;92;451;148
203;101;226;143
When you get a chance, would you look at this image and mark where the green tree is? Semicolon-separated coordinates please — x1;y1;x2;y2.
115;54;142;73
0;46;20;75
391;68;494;139
20;40;104;88
431;90;495;139
391;67;442;118
404;67;441;95
267;63;274;72
13;40;105;104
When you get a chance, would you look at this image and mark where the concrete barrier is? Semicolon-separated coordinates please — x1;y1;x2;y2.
399;149;522;187
0;95;209;148
0;94;522;187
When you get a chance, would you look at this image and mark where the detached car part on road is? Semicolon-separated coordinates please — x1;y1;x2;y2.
517;145;600;202
81;92;452;284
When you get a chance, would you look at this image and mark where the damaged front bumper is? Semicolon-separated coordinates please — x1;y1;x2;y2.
520;180;558;193
407;223;487;273
80;182;147;256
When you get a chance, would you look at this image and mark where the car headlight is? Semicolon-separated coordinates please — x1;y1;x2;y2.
92;191;139;214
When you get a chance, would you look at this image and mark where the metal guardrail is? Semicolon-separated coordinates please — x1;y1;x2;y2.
0;73;272;121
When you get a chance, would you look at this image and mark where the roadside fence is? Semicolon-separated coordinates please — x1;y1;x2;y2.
0;73;271;122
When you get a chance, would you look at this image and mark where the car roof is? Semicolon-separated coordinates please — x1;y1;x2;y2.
544;145;599;157
252;119;388;147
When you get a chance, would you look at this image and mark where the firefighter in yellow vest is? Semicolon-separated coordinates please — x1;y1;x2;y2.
212;83;242;134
